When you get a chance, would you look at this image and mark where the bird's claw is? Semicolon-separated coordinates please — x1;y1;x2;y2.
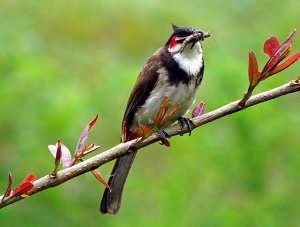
158;130;170;140
157;130;171;147
178;117;195;136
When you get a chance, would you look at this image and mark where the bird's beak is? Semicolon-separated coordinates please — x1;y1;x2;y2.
196;31;211;41
201;31;211;39
172;29;211;54
187;30;211;44
187;30;210;49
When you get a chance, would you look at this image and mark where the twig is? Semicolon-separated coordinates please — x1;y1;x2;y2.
0;79;299;209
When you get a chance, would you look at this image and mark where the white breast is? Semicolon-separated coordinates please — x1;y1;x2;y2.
131;68;197;132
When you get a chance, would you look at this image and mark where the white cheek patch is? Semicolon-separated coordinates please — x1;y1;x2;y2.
168;43;182;54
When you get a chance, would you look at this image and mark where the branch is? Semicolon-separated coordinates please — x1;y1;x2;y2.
1;79;299;209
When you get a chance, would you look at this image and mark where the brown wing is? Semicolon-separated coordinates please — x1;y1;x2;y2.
122;49;164;141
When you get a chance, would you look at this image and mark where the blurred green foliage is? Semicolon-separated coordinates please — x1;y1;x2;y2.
0;0;300;226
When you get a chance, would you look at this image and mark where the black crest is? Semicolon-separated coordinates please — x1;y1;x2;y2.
166;24;197;46
172;24;179;31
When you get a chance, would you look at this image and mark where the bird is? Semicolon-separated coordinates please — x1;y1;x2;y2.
100;24;210;214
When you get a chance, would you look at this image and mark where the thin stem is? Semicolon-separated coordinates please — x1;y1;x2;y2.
0;79;299;209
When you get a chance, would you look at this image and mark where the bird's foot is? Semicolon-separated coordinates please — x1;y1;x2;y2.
178;117;195;136
157;130;171;147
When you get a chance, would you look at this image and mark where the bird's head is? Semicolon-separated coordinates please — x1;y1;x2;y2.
166;24;210;55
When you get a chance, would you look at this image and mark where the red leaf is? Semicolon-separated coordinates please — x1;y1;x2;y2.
278;30;297;54
83;144;101;155
192;101;205;118
12;182;33;197
88;114;98;129
1;173;13;202
90;170;111;192
270;52;300;75
262;30;297;76
264;36;280;57
248;51;260;86
11;174;36;197
55;140;62;169
74;114;99;159
49;140;63;176
279;46;292;62
23;174;36;183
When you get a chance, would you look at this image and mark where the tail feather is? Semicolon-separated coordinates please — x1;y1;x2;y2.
100;149;137;214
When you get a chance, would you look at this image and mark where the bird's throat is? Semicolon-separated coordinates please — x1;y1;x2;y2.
172;42;203;76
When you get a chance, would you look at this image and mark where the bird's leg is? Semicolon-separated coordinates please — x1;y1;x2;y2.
178;117;195;136
158;129;170;139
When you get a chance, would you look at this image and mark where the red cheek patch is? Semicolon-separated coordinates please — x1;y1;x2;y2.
169;36;177;48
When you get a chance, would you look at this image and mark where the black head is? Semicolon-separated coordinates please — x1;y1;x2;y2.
166;24;210;49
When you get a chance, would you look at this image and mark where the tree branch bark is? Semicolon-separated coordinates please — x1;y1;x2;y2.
1;79;299;209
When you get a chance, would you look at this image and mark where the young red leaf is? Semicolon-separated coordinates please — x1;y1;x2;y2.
264;36;280;57
279;46;292;62
270;52;300;75
262;30;297;76
49;140;62;177
88;114;98;129
54;140;62;174
192;101;205;118
1;173;13;202
83;144;101;155
248;51;260;86
74;114;99;159
48;142;72;168
90;170;111;192
11;174;36;197
278;30;297;54
12;183;33;197
23;174;36;183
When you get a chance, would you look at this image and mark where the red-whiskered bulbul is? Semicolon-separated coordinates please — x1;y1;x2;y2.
100;24;210;214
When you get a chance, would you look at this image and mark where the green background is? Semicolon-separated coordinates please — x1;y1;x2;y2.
0;1;300;226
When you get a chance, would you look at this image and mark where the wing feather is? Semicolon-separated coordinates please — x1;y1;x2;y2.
122;49;163;140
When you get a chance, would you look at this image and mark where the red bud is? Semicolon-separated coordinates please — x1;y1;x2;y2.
1;173;13;202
